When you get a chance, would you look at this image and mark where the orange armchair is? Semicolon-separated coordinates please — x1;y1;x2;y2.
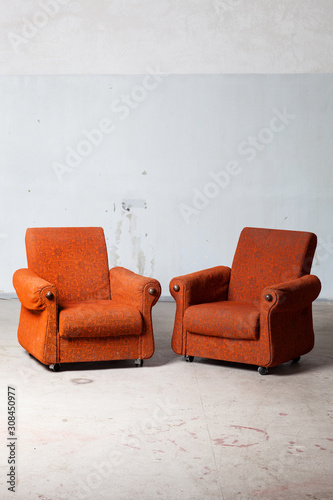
170;227;321;375
13;227;161;371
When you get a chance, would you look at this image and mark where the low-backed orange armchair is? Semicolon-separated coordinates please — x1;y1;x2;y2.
13;227;161;371
170;227;321;375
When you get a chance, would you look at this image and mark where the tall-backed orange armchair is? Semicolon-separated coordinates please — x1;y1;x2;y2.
13;227;161;371
170;227;321;375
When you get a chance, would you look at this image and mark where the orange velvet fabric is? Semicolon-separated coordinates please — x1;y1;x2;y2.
58;336;142;364
13;227;161;366
262;274;321;312
184;301;260;340
110;266;161;311
59;300;142;339
110;267;161;360
170;227;321;369
169;266;230;355
228;227;317;303
25;227;111;304
13;268;56;311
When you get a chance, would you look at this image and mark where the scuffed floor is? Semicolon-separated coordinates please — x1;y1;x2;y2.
0;299;332;500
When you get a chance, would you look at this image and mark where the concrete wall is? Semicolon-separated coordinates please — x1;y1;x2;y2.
1;1;332;298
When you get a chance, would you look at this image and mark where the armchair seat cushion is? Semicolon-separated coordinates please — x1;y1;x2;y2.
184;301;260;340
59;300;142;339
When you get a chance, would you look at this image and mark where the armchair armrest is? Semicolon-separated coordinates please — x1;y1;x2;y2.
170;266;230;356
109;267;161;311
261;274;321;312
170;266;231;308
13;268;57;311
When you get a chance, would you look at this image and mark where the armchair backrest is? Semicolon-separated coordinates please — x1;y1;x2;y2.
26;227;111;304
228;227;317;303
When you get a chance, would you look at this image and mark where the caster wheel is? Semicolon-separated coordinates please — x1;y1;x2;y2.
292;356;301;363
135;359;143;367
49;363;61;372
258;366;268;375
185;355;194;363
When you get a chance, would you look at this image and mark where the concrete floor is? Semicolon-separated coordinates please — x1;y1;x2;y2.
0;299;332;500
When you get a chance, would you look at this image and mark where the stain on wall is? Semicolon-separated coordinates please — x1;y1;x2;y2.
109;202;155;277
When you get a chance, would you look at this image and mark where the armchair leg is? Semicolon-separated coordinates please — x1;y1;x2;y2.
185;355;194;363
292;356;301;363
258;366;268;375
134;359;143;367
49;364;61;372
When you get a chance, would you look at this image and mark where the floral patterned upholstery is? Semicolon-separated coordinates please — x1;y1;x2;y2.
184;301;260;340
59;301;143;339
170;227;321;371
13;227;161;367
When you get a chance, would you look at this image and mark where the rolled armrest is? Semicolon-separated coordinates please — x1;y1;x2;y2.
261;274;321;312
13;268;56;311
109;267;161;310
170;266;231;307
